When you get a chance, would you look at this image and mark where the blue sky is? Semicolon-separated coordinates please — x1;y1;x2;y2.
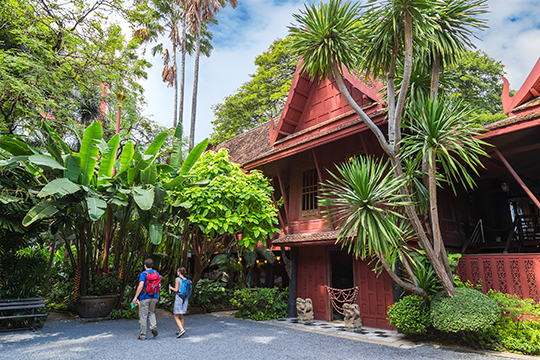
140;0;540;143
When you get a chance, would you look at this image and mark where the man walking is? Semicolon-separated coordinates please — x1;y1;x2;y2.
132;258;161;340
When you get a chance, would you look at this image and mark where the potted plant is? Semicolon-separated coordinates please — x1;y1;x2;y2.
76;272;122;318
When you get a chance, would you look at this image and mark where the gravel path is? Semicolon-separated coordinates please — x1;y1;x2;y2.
0;314;521;360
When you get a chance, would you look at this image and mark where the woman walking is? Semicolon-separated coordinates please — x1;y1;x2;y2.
169;267;189;338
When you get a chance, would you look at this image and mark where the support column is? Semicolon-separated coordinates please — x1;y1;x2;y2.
287;247;299;318
494;148;540;210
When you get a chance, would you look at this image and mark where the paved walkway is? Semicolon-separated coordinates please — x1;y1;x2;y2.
0;312;530;360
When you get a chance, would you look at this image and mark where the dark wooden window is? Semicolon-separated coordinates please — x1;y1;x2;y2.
302;168;318;211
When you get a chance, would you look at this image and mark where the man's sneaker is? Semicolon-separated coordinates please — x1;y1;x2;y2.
176;329;185;338
151;328;158;338
137;336;146;340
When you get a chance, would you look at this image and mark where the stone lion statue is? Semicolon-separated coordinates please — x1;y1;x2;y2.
296;297;314;323
343;303;362;330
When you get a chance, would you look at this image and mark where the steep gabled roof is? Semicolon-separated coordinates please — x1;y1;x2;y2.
213;121;272;165
502;57;540;115
270;62;384;145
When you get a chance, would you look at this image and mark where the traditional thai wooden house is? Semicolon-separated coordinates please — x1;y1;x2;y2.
216;58;540;329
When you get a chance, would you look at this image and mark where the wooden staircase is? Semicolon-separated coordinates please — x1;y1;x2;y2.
462;214;540;254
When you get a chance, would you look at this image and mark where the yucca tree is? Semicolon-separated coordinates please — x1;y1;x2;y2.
424;0;487;99
290;0;488;297
320;156;429;301
402;96;489;276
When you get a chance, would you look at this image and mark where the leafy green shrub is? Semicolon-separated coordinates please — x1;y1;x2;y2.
487;290;540;356
387;295;431;336
231;287;288;321
405;248;462;300
431;288;499;333
0;245;48;299
190;279;232;308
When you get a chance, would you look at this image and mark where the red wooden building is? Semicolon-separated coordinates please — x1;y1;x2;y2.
216;59;540;329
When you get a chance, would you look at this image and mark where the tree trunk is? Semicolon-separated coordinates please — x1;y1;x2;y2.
332;60;457;298
430;51;440;100
378;252;429;304
393;9;414;149
181;220;190;268
46;234;57;282
189;28;201;150
173;40;178;128
179;17;186;127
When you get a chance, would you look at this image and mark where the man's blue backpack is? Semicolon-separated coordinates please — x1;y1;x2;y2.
178;278;192;300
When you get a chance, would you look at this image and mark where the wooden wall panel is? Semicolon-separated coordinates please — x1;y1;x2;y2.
297;246;327;320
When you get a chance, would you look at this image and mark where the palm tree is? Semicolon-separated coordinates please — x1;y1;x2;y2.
179;0;238;149
150;0;185;128
289;0;487;297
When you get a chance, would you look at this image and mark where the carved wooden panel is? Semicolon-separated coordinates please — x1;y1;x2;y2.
457;254;540;301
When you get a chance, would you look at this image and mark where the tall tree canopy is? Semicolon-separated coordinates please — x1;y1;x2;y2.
449;49;507;124
210;37;297;145
0;0;152;137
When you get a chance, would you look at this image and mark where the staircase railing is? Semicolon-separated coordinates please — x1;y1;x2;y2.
504;214;540;253
462;219;484;254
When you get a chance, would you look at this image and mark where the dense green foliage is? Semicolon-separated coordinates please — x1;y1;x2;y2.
449;50;507;123
431;288;500;333
231;287;288;321
405;250;461;300
190;279;233;308
210;37;297;144
0;120;207;306
176;149;280;285
0;0;153;137
387;295;432;336
0;245;48;299
487;290;540;355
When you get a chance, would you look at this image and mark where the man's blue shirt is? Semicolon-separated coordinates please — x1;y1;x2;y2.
138;269;160;300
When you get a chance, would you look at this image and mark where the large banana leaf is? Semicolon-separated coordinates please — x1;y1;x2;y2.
0;136;35;156
64;155;81;182
39;122;64;164
180;138;208;176
163;138;208;190
78;122;102;186
118;140;134;176
149;218;163;245
28;154;66;170
170;123;183;168
141;165;157;184
23;200;61;226
163;174;188;190
132;187;154;210
144;132;168;161
128;146;148;185
38;178;80;198
97;134;120;186
86;196;107;221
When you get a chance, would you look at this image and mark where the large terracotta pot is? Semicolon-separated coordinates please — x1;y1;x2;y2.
76;294;120;318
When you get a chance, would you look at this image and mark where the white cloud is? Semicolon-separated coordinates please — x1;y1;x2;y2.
474;0;540;87
141;0;540;143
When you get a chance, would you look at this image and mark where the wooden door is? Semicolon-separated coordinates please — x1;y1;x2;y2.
297;246;327;320
355;258;394;329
